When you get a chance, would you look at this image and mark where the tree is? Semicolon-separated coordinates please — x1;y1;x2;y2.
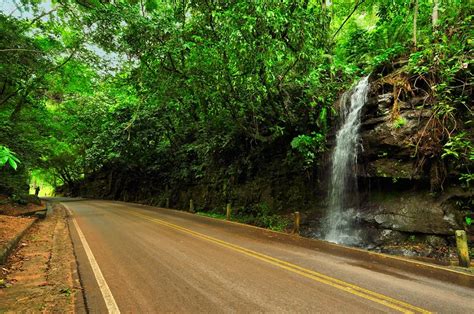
413;0;418;47
432;0;439;28
0;0;471;204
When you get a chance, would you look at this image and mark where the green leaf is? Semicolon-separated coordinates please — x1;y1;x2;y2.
0;156;8;166
8;158;18;170
466;217;472;226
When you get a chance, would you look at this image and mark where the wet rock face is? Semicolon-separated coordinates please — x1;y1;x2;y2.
359;91;432;179
367;189;471;235
368;229;407;246
362;205;459;235
351;78;472;242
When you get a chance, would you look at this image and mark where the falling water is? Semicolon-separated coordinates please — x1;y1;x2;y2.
324;76;370;245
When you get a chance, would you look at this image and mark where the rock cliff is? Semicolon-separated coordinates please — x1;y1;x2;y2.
347;69;473;254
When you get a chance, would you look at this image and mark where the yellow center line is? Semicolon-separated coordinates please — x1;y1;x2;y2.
129;211;432;314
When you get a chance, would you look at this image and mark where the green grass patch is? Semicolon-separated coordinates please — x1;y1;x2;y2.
393;117;407;129
196;209;290;232
196;212;226;220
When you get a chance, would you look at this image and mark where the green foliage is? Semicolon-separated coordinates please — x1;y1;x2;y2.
392;117;407;129
0;146;20;170
0;1;471;214
59;287;72;297
440;126;473;188
197;201;291;231
197;207;290;232
196;212;227;220
291;132;326;167
460;174;474;187
234;203;290;231
442;133;472;160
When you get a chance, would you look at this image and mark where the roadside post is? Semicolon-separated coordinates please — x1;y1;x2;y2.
165;184;170;208
455;230;470;267
189;199;195;213
226;203;232;220
294;211;300;235
46;202;54;216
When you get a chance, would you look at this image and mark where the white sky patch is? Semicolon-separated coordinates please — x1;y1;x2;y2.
0;0;53;20
85;42;128;74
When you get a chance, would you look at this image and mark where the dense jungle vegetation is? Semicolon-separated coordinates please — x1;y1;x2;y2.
0;1;472;223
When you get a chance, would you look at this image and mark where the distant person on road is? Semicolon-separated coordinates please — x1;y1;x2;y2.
35;186;40;197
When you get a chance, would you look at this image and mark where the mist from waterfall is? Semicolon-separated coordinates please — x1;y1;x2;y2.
324;76;370;245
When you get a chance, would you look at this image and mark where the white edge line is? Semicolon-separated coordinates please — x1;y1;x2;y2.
64;204;121;314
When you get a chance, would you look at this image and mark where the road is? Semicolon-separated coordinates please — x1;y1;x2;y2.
63;200;474;313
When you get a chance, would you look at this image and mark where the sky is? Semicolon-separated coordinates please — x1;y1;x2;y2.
0;0;53;20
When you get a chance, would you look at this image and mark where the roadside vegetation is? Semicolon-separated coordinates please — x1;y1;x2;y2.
0;1;472;223
198;202;291;232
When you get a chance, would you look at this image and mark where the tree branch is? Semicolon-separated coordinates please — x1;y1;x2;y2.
0;49;44;53
29;8;58;25
332;0;367;39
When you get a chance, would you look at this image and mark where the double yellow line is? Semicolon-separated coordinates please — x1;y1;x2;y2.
130;211;431;314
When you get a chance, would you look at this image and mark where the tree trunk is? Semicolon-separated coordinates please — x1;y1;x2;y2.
413;0;418;48
432;0;439;29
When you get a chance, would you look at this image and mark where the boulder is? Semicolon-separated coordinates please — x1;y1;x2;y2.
423;235;448;248
361;191;464;235
369;229;407;245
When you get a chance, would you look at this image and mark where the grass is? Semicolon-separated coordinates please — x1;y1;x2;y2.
196;212;226;220
393;116;407;128
196;210;290;232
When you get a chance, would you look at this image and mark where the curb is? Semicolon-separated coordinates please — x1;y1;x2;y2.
0;218;37;265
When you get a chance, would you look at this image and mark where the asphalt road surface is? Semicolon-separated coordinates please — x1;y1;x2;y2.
63;200;474;313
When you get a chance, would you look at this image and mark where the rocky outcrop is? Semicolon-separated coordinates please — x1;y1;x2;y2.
351;74;472;243
359;92;432;179
360;190;464;235
69;68;471;256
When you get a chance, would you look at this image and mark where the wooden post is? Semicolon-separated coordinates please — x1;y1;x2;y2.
165;197;170;208
294;211;300;235
226;203;231;220
455;230;470;267
189;199;194;213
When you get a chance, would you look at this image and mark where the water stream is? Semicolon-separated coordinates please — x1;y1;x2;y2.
324;76;370;245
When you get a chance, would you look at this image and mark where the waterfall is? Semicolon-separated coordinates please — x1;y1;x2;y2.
324;76;370;245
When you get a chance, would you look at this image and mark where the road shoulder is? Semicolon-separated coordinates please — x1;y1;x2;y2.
65;203;110;313
0;203;85;312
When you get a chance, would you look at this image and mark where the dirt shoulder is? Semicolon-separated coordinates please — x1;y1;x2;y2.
0;203;84;313
0;215;35;251
0;196;44;217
